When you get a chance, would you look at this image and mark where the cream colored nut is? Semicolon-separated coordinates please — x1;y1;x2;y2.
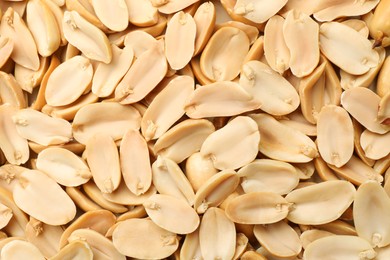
0;36;14;69
263;15;290;74
153;0;199;14
354;181;390;248
193;169;239;214
200;116;260;170
360;130;390;160
153;119;215;163
26;0;61;57
225;191;290;224
92;45;134;98
278;110;317;137
342;19;370;38
50;240;93;260
185;152;218;192
1;240;45;260
199;207;236;260
200;27;249;81
86;133;121;194
62;10;111;63
115;41;167;104
0;71;26;109
368;0;390;47
59;209;116;249
300;229;335;250
68;229;126;260
152;156;195;205
36;147;91;187
0;203;12;230
285;180;355;225
238;159;299;195
120;129;152;195
123;30;157;58
141;75;194;140
144;194;200;234
304;235;376;260
193;1;216;56
40;0;67;45
102;181;156;206
12;108;72;146
125;0;158;27
239;60;300;116
317;105;354;167
0;7;40;70
91;0;128;32
72;102;141;144
184;81;261;118
341;87;390;134
254;221;302;258
13;170;76;225
0;104;29;165
233;0;287;23
112;218;179;259
319;22;379;75
180;228;202;260
165;11;196;70
45;55;93;106
15;56;49;94
249;113;318;163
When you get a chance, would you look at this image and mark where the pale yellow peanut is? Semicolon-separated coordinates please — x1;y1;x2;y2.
41;0;67;45
180;228;202;260
278;110;317;137
0;72;26;109
0;36;13;68
102;181;156;206
0;203;12;230
152;0;199;14
165;11;196;70
193;1;216;56
240;60;300;116
65;186;102;212
123;30;157;58
125;0;158;27
368;0;390;47
91;0;128;32
120;129;152;195
185;152;218;192
342;19;370;38
200;27;249;81
244;34;264;63
300;229;335;250
294;161;315;180
1;240;45;260
352;118;376;167
50;240;93;260
216;20;259;45
65;0;107;32
361;129;390;160
233;233;249;260
15;56;49;94
233;0;288;23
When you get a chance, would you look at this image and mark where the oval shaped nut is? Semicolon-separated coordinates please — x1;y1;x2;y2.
13;170;76;225
254;221;302;258
26;0;61;57
153;119;215;163
68;229;126;260
45;55;93;106
152;0;199;14
199;207;236;260
249;113;318;163
125;0;158;27
317;105;354;167
112;218;179;259
51;240;93;260
152;156;195;205
102;181;156;206
341;87;390;134
377;56;390;97
319;22;379;75
184;81;261;118
86;134;121;194
193;170;239;214
278;110;317;137
13;108;72;146
193;1;216;56
123;30;157;58
0;104;29;165
200;116;260;170
92;45;133;98
1;240;45;260
304;235;377;260
285;180;355;225
0;8;40;71
115;42;167;104
200;27;249;81
378;92;390;125
91;0;128;31
72;102;141;144
368;0;390;47
226;192;290;225
59;209;116;248
0;71;26;109
0;36;14;68
313;0;379;22
120;129;152;195
354;181;390;248
216;20;259;45
185;152;218;192
233;0;287;23
361;130;390;160
300;229;335;250
283;10;319;77
62;11;111;63
238;159;299;195
0;203;12;229
141;76;194;141
342;19;370;38
180;228;202;260
263;15;290;74
144;194;200;234
240;60;300;116
165;11;196;70
15;56;49;94
36;147;91;187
